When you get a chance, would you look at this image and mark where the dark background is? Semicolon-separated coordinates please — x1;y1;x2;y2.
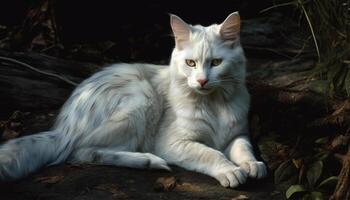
0;0;279;62
0;0;297;116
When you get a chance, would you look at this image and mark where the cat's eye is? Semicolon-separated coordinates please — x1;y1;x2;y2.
185;59;196;67
211;59;222;67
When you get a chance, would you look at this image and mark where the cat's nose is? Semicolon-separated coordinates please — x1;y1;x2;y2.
197;79;208;87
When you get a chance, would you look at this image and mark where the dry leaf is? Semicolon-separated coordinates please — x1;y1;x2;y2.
292;159;303;169
31;33;48;47
231;194;249;200
176;182;203;193
95;183;127;198
154;176;177;192
2;127;20;141
35;175;64;184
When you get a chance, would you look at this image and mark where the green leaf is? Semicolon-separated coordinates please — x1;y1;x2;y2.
308;192;323;200
318;176;338;189
314;152;329;161
302;192;323;200
274;160;298;184
286;184;307;199
307;161;323;187
314;137;328;144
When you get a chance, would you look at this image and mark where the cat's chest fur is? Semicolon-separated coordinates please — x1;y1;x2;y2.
172;98;241;150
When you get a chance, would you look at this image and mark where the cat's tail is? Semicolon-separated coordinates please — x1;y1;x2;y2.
69;148;171;171
0;130;72;181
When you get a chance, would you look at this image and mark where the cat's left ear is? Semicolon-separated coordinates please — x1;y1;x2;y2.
219;12;241;47
170;14;191;50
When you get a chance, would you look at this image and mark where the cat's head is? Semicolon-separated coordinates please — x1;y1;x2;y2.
170;12;246;95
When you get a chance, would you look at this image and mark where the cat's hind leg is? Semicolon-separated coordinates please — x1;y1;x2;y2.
68;147;171;171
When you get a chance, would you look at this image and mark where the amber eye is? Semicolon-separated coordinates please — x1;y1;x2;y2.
211;59;222;67
185;59;196;67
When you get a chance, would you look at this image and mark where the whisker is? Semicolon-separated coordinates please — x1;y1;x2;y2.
208;79;243;84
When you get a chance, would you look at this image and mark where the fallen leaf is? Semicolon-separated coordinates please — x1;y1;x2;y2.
231;194;249;200
176;182;203;192
35;175;64;184
2;126;20;140
154;176;177;192
95;183;128;198
31;33;47;47
292;159;303;169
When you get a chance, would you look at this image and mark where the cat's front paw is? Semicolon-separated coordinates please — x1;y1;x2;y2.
240;161;267;179
214;165;248;188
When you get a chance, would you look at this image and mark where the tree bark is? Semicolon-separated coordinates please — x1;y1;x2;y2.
331;129;350;200
0;50;98;117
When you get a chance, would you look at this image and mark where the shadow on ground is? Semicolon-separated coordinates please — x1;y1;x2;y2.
1;164;278;200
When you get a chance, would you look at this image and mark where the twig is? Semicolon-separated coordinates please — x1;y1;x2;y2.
331;145;350;200
0;56;78;86
259;2;297;13
290;135;302;157
299;0;321;63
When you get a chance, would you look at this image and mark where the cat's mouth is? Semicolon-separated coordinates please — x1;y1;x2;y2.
195;87;214;95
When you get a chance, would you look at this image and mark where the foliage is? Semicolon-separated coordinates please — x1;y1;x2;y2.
271;135;345;199
285;160;338;199
264;0;350;98
262;1;349;197
305;0;350;98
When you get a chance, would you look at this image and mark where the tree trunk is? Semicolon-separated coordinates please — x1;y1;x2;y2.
0;50;98;118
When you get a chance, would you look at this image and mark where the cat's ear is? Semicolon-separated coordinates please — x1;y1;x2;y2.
170;14;191;50
219;12;241;46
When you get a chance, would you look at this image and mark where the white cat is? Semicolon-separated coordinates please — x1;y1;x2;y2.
0;12;267;187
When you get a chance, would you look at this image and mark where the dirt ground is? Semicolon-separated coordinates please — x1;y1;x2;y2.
0;164;278;200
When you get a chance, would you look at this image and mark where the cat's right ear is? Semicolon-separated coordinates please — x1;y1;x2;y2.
170;14;191;50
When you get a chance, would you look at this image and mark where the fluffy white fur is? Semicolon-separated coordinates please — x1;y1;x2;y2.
0;12;267;187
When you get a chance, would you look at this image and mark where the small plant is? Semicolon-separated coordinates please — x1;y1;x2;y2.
286;160;338;200
273;136;342;200
263;0;350;98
